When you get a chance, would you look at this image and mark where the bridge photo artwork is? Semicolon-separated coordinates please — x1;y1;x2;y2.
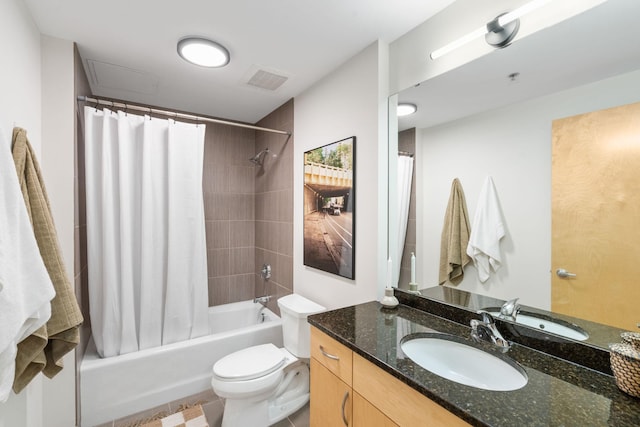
303;136;355;279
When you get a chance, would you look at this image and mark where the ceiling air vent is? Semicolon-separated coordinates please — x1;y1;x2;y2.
246;69;288;91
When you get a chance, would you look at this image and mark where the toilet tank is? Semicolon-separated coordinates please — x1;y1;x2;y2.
277;294;326;358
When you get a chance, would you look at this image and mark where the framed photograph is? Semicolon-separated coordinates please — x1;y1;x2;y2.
303;136;355;279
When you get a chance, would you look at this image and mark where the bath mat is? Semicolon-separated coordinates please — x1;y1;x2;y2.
141;405;209;427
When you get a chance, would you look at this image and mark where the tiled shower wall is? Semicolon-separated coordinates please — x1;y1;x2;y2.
254;100;294;315
204;99;293;308
203;123;258;305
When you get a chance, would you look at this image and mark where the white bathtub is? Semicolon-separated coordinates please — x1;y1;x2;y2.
80;300;283;427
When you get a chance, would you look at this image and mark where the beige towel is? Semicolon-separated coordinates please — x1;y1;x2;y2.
11;128;83;393
438;178;471;285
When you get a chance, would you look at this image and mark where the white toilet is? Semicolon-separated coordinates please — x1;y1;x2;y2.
211;294;326;427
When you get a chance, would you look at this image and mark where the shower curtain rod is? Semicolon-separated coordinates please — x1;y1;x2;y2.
398;151;414;157
77;95;291;136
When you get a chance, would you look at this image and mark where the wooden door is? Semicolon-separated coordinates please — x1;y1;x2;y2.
552;101;640;330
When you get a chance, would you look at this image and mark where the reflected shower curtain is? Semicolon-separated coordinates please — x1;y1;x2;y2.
394;154;414;287
84;106;208;358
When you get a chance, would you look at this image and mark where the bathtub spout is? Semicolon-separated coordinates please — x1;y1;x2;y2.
253;295;271;306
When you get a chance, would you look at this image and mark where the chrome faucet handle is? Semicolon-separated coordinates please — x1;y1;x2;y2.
477;310;495;324
500;298;520;317
473;310;511;352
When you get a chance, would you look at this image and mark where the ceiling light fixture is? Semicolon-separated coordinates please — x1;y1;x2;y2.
397;103;418;117
177;37;230;68
430;0;552;60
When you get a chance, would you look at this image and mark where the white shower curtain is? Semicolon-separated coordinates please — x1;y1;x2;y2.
84;106;209;358
394;154;414;287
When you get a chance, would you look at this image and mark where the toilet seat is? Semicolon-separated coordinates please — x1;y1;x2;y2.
213;343;285;381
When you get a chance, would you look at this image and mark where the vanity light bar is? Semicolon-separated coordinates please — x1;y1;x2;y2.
430;0;553;60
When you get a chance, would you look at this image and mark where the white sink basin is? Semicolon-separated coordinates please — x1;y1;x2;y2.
487;311;589;341
401;334;528;391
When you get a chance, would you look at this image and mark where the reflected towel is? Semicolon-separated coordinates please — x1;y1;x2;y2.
0;128;54;402
467;176;506;283
439;178;471;285
11;128;83;393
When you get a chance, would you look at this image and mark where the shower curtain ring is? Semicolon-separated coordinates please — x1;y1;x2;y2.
93;98;99;112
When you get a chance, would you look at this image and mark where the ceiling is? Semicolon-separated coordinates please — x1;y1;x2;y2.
24;0;454;124
398;0;640;130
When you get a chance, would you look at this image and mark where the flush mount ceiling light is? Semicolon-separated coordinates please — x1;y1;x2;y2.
177;37;230;68
430;0;552;60
397;103;418;117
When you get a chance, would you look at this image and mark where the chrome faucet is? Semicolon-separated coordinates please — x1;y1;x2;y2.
500;298;521;320
471;310;510;352
253;295;271;306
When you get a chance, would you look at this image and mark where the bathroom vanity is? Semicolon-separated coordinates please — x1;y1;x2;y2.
310;326;469;426
307;300;640;426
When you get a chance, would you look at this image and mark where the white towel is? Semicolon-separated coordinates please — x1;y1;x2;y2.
466;176;506;283
0;128;55;402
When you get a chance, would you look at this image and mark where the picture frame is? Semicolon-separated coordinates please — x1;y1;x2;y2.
303;136;355;279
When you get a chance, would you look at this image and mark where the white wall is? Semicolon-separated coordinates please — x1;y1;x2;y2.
0;0;41;148
0;1;77;425
416;68;640;310
40;35;76;427
294;42;388;309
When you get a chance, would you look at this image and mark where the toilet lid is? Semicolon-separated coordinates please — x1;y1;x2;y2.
213;343;286;381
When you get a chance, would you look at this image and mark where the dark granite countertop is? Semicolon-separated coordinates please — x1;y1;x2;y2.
307;301;640;427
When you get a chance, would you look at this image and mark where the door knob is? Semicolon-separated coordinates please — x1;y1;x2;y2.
556;268;577;279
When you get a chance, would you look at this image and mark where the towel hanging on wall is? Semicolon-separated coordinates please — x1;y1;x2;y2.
0;128;55;402
11;127;83;393
438;178;471;285
467;176;506;283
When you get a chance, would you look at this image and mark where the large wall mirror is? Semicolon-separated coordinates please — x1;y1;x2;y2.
389;0;640;346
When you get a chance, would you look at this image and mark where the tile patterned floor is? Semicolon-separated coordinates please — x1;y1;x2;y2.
93;389;310;427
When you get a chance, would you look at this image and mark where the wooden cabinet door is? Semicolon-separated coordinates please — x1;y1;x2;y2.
353;391;398;427
310;358;352;427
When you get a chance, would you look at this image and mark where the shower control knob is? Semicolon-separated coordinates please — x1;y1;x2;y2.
261;264;271;280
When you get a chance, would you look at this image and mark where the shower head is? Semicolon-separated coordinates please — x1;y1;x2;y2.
249;148;270;166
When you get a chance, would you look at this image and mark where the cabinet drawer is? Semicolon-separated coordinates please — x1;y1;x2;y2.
311;327;353;386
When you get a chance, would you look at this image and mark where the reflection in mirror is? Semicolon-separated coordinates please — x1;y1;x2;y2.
413;286;632;350
389;0;640;342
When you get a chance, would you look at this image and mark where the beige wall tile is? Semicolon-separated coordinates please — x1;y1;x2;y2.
206;221;230;249
230;274;255;302
230;247;255;275
208;277;229;306
207;249;230;277
230;221;255;247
